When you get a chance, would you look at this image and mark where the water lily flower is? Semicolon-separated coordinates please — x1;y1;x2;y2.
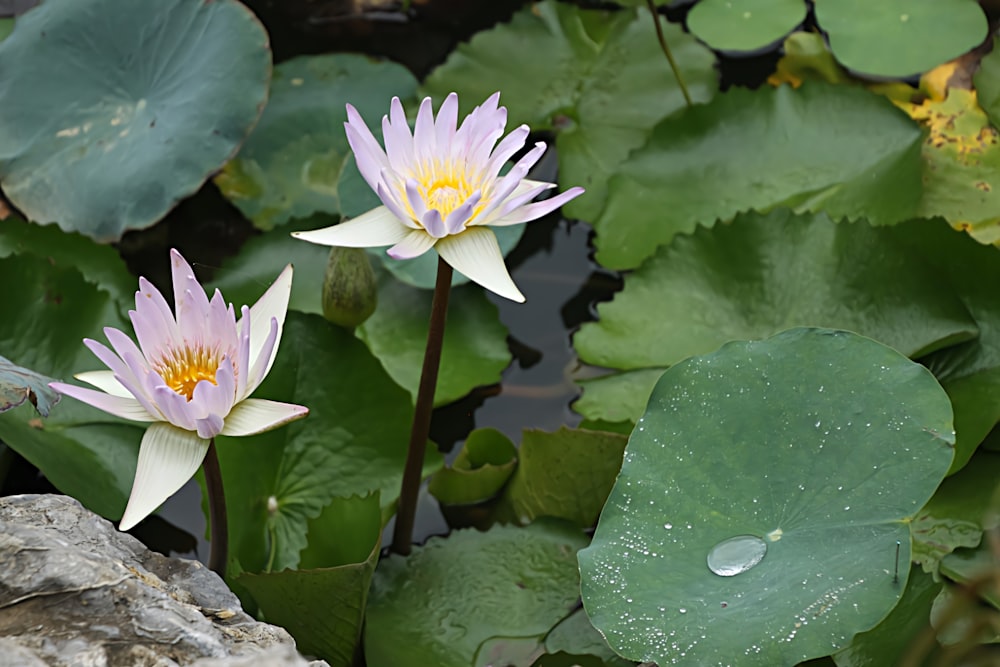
50;250;308;530
292;92;584;302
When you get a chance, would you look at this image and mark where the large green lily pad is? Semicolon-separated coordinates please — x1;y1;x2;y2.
574;211;977;424
0;0;270;241
815;0;987;79
579;328;955;665
214;54;417;230
593;83;924;270
422;0;717;221
365;521;587;667
688;0;807;54
217;313;441;575
832;567;943;667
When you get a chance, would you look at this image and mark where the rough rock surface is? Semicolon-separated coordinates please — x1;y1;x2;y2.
0;494;327;667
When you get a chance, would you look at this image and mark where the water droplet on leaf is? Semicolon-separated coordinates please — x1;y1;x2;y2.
707;535;767;577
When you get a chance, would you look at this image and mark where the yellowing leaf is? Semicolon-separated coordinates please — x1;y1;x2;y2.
893;87;1000;243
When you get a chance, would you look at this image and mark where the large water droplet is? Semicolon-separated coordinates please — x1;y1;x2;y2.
707;535;768;577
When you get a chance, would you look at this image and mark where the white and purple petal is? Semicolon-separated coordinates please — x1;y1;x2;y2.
436;227;525;303
118;423;209;531
220;398;310;437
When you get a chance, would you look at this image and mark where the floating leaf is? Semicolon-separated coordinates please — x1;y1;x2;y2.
574;211;976;424
543;609;633;667
356;265;511;406
214;54;417;230
911;451;1000;576
494;427;627;528
0;355;59;416
579;328;955;665
237;493;381;667
940;541;1000;610
814;0;987;79
574;368;664;427
0;254;141;519
975;37;1000;129
832;567;943;667
0;214;135;304
365;521;587;667
894;220;1000;472
217;313;441;574
688;0;807;54
891;86;1000;243
766;32;851;88
428;428;517;506
594;83;924;269
208;224;512;407
0;0;270;240
422;0;717;221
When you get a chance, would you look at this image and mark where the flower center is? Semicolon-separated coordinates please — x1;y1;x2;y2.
156;346;220;401
411;160;486;222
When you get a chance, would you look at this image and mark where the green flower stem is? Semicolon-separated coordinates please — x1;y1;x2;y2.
647;0;693;107
392;257;453;556
204;438;229;577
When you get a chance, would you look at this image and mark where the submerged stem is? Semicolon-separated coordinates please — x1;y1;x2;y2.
392;257;453;556
204;438;228;577
646;0;693;107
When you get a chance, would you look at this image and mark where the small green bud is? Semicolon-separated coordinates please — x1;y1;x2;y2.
322;247;378;329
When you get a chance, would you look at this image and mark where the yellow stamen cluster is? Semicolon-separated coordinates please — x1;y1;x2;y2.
409;160;488;222
156;346;220;401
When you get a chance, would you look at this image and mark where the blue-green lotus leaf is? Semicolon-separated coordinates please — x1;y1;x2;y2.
579;328;955;665
0;0;270;240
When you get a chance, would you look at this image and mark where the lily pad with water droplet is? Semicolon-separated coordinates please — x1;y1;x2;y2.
579;328;955;665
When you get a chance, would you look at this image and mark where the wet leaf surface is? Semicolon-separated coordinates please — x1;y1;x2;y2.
579;328;955;665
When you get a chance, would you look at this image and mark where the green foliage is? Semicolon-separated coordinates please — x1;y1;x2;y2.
0;253;140;519
365;521;587;667
575;210;976;423
428;428;518;506
593;83;923;269
214;54;417;230
422;0;717;221
0;0;270;241
236;493;381;667
814;0;988;78
216;313;441;575
832;567;943;667
911;451;1000;576
579;328;955;665
687;0;807;53
493;427;627;528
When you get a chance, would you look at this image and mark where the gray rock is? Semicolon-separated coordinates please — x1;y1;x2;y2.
0;494;328;667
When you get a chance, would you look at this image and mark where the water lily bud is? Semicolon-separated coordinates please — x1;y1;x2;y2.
322;246;377;328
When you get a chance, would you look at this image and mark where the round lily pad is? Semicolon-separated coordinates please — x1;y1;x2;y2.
579;328;955;665
0;0;270;241
688;0;807;54
815;0;988;79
